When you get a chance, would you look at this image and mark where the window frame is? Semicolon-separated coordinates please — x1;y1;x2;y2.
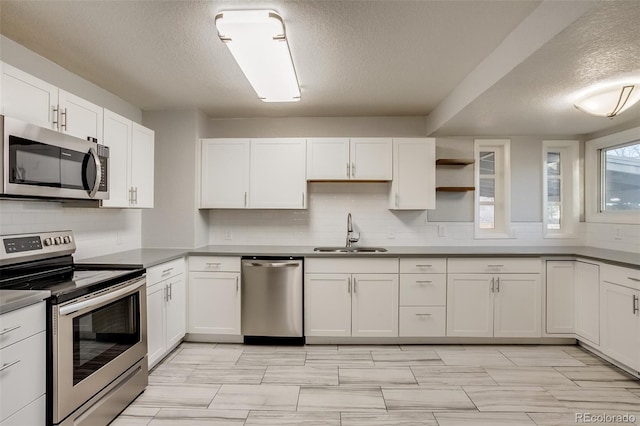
585;126;640;225
474;139;511;239
542;140;580;238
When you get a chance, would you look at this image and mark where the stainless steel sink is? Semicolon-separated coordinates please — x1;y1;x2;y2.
313;246;388;253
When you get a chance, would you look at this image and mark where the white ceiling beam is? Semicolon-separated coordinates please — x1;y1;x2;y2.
425;0;597;136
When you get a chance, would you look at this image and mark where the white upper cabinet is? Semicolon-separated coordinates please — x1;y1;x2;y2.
58;89;103;142
102;110;154;209
390;138;435;210
2;63;57;129
200;138;306;209
306;137;392;181
200;139;250;208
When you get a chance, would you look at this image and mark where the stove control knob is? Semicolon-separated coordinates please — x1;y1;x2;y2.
63;236;72;244
54;237;62;245
44;238;53;246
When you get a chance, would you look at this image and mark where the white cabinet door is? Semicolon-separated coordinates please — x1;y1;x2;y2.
351;274;398;337
494;274;541;338
166;277;186;348
546;261;575;334
390;138;435;210
575;261;600;346
447;274;493;337
601;282;640;371
58;90;103;142
249;138;307;209
146;283;166;368
200;139;250;208
130;123;154;208
306;138;350;180
304;274;351;337
102;110;132;208
188;272;241;335
350;138;392;180
1;63;57;129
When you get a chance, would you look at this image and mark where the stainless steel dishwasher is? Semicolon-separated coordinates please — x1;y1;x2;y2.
241;257;304;344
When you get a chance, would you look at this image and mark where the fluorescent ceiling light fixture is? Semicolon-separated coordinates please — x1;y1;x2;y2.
574;83;640;118
215;10;300;103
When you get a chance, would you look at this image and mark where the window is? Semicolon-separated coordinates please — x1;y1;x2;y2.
475;139;510;238
585;126;640;224
542;140;579;238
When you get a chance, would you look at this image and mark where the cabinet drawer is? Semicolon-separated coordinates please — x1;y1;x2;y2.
0;331;45;422
147;258;185;285
400;258;446;274
305;257;398;274
0;303;45;350
448;258;541;274
189;256;241;272
399;274;446;306
0;394;45;426
601;263;640;291
399;307;446;337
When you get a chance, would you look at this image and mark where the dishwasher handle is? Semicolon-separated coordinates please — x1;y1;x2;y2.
248;261;300;268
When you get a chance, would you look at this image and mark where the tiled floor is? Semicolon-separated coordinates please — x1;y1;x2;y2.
113;343;640;425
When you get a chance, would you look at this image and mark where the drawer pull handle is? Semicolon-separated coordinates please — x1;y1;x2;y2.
206;262;221;266
162;267;174;275
628;277;640;282
416;280;432;284
415;313;432;317
0;325;21;335
0;359;20;372
487;264;504;268
416;264;432;268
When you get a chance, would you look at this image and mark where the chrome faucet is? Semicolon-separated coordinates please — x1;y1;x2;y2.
346;212;360;247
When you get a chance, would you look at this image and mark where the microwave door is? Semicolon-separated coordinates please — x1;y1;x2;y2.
10;136;62;187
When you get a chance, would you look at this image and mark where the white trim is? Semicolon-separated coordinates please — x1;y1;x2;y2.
474;139;511;239
542;140;580;238
585;126;640;224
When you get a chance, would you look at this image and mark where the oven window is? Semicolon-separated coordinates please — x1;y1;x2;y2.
73;293;140;385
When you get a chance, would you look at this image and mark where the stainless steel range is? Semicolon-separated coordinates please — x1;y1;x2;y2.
0;230;148;426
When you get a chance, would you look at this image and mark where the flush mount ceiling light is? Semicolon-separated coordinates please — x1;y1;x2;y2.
215;10;300;103
574;83;640;118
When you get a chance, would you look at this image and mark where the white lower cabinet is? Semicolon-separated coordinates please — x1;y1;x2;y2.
146;258;186;369
304;258;399;338
188;257;241;335
0;302;46;425
575;261;600;346
545;261;575;334
600;264;640;372
447;258;541;338
399;258;446;337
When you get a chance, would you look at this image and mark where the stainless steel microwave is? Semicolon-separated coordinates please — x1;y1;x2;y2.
1;115;109;200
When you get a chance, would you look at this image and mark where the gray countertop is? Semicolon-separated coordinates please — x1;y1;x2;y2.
76;245;640;269
0;290;50;315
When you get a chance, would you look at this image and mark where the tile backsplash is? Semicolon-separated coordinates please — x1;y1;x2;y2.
0;200;141;259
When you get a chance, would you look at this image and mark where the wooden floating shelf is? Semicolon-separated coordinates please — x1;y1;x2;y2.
436;159;475;166
436;186;476;192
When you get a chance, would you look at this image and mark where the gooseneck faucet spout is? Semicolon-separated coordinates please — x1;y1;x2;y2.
346;213;360;247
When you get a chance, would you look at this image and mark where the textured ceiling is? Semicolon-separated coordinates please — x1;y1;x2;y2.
1;0;639;136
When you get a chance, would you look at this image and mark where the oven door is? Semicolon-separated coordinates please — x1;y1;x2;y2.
51;276;147;424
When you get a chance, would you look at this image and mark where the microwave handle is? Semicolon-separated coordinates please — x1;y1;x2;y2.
87;146;102;198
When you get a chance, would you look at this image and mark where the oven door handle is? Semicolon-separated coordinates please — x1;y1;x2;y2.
59;279;144;316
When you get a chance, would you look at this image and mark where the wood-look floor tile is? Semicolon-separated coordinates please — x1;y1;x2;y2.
187;366;266;384
341;411;438;425
236;351;306;366
546;386;640;412
485;367;576;387
554;366;640;388
463;386;566;412
262;366;339;386
297;386;386;411
148;408;247;425
437;350;515;367
245;411;341;425
305;351;374;367
339;367;418;386
434;411;536;425
499;350;585;367
130;384;221;408
371;350;442;366
411;366;497;386
382;387;476;411
209;384;300;411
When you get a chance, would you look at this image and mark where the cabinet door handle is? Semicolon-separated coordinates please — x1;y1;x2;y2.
53;106;59;130
633;295;639;315
496;277;500;292
353;277;357;294
302;192;305;208
346;162;350;178
236;276;239;294
395;193;399;208
491;277;495;293
0;325;21;335
348;277;351;294
351;162;356;177
169;283;173;300
0;359;20;372
164;285;169;302
61;108;67;131
244;192;248;207
134;187;138;205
